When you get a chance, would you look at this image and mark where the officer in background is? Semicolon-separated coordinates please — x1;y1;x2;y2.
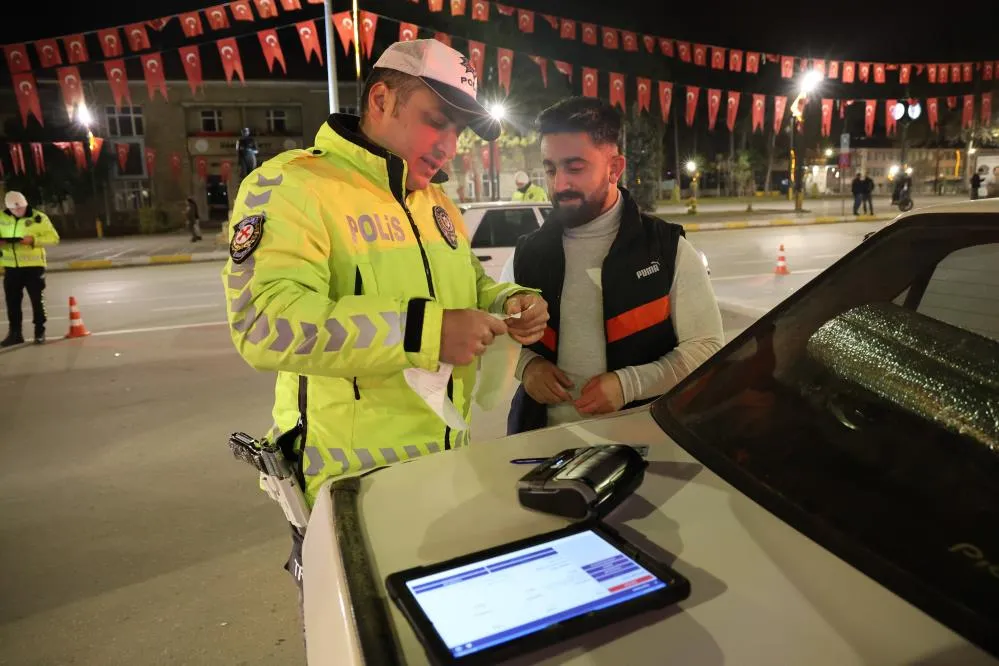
221;39;549;590
1;191;60;347
236;127;259;180
511;170;549;202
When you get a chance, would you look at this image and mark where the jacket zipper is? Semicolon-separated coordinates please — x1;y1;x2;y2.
353;266;363;400
12;218;20;268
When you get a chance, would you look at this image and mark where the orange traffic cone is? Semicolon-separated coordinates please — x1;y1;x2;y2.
774;244;791;275
65;297;91;339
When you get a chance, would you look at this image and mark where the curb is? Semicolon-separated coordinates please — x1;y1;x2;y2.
680;214;891;233
42;251;229;273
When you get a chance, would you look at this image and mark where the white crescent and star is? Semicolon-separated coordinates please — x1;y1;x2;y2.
300;27;312;38
186;53;198;66
266;35;278;46
222;46;234;59
19;81;33;95
111;68;123;81
146;58;160;71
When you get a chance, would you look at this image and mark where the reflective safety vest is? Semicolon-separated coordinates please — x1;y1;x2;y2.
511;184;548;202
0;208;60;269
221;114;527;507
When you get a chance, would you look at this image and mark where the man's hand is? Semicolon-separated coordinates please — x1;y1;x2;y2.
522;357;573;405
440;309;508;366
574;372;625;416
19;236;34;247
504;292;549;345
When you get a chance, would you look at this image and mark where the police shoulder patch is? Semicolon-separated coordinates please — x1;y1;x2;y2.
432;205;458;250
230;214;265;264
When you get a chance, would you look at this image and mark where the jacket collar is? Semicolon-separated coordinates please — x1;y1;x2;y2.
314;114;448;204
3;206;33;220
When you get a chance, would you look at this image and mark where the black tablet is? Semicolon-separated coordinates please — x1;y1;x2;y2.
386;520;690;665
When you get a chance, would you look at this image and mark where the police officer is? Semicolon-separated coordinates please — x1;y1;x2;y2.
511;170;549;202
1;191;60;347
221;39;549;588
236;127;259;180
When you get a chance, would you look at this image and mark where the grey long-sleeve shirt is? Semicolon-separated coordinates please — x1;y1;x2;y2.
502;194;724;426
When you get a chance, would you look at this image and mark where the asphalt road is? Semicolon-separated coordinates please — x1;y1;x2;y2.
0;221;870;665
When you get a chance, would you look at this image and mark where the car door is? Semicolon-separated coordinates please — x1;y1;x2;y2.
470;207;542;281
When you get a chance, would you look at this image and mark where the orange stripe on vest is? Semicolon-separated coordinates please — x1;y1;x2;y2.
605;296;671;343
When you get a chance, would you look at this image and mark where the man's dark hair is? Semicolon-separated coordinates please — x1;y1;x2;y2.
360;67;424;117
536;97;622;148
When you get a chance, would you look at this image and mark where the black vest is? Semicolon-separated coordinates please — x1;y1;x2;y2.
507;188;684;434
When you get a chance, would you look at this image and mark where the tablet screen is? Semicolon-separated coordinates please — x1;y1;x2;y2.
404;528;669;658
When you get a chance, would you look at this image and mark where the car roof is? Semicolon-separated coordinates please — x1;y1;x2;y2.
458;201;551;210
893;198;999;218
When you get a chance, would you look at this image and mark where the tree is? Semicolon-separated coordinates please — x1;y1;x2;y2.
623;107;663;211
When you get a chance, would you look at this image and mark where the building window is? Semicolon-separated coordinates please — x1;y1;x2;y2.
105;106;144;137
530;169;547;189
266;109;287;133
112;180;150;211
201;109;223;133
480;173;493;200
338;105;358;116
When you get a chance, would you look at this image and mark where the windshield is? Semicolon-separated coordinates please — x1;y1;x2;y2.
652;213;999;655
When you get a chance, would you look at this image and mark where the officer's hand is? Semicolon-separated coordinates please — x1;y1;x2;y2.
522;357;573;405
20;235;34;247
440;309;508;366
504;293;549;345
574;372;625;416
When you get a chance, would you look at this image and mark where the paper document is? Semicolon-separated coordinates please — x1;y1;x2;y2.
403;362;469;431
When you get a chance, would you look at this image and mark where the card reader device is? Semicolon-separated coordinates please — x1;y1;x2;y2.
516;445;648;520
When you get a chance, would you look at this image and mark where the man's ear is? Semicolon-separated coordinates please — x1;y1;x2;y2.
367;82;390;120
609;154;627;184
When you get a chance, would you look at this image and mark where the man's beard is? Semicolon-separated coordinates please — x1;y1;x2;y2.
550;182;610;228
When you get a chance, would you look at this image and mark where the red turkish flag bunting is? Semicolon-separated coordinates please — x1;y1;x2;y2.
4;44;30;73
31;143;45;174
582;67;598;98
609;73;626;111
97;29;123;58
529;55;547;88
874;63;886;83
141;53;168;99
253;0;279;18
984;62;994;81
982;93;992;126
602;28;619;49
885;98;898;136
35;39;62;68
828;61;839;79
195;156;208;181
471;0;488;21
927;97;939;130
145;147;156;175
297;21;323;64
963;62;973;82
221;160;232;182
582;24;597;46
399;22;418;42
947;96;957;109
104;60;132;109
72;142;87;171
751;94;765;133
780;56;794;78
170;153;182;180
560;20;576;40
555;60;572;82
180;12;204;38
858;63;870;82
811;59;825;77
712;47;726;70
217;39;245;83
125;23;151;52
693;44;707;66
643;35;655;53
677;42;691;62
685;86;700;126
951;64;961;83
745;51;759;73
179;46;203;93
864;100;876;136
518;10;534;33
231;0;255;21
468;41;485;78
963;95;974;129
707;89;721;130
206;6;231;30
428;0;443;11
147;17;172;31
636;77;651;113
9;144;24;175
773;95;787;133
433;33;452;47
729;49;743;72
622;32;638;52
63;35;89;64
281;0;301;9
359;12;377;58
926;64;937;83
116;143;130;172
659;39;674;57
12;73;43;127
842;61;855;83
938;64;949;84
542;14;559;29
726;91;740;131
821;98;833;137
899;64;911;84
450;0;465;15
333;13;355;55
495;3;514;15
497;48;513;94
258;30;286;73
479;144;490;171
89;136;104;164
56;66;85;116
658;81;673;123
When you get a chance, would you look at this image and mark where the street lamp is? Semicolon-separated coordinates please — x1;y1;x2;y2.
788;70;821;212
824;148;834;157
685;160;699;214
486;102;506;201
76;102;108;237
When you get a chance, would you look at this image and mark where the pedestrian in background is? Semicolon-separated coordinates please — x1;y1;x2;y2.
184;197;202;242
862;173;875;214
852;173;864;215
1;191;60;347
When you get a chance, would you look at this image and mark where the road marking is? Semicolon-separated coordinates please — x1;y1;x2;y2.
710;267;823;281
90;321;227;337
150;303;222;312
149;254;195;265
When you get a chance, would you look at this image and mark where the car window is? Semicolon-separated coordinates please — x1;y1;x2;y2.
652;214;999;654
471;209;540;248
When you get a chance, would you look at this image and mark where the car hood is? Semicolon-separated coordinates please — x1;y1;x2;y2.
322;408;995;665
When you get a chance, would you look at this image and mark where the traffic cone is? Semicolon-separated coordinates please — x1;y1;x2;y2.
65;297;91;339
775;244;791;275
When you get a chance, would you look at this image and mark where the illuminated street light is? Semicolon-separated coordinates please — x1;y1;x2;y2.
969;146;978;154
77;103;94;128
800;70;822;95
488;103;506;121
685;160;697;174
824;148;834;157
889;164;901;178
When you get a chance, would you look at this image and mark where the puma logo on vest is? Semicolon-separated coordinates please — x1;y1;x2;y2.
636;261;661;279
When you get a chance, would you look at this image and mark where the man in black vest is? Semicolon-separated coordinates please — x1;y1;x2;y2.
504;97;724;434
